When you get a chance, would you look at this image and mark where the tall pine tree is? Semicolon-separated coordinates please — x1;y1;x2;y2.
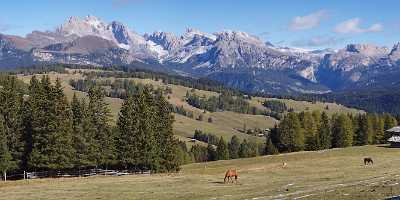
228;135;240;159
216;137;229;160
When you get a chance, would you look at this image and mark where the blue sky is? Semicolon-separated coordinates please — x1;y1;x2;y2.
0;0;399;49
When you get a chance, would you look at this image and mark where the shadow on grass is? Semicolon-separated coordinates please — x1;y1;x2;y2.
377;145;398;148
211;181;225;184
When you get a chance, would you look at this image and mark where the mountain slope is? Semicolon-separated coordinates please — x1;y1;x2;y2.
1;15;400;96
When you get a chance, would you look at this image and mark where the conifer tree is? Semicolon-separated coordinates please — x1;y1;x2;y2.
332;114;353;148
153;93;180;172
0;76;25;170
71;94;93;168
117;95;140;170
228;135;240;159
47;79;75;170
354;114;373;145
25;77;75;170
239;139;250;158
0;115;16;181
265;137;279;155
207;143;216;161
374;117;385;144
87;86;115;168
302;112;318;151
278;112;304;152
319;112;332;149
216;137;229;160
26;76;54;170
383;113;398;140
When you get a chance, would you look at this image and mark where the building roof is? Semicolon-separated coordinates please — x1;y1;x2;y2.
386;126;400;133
388;136;400;143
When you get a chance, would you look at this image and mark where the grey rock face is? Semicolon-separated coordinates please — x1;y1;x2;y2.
0;15;399;95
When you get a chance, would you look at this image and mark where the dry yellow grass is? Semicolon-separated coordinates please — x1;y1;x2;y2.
0;145;399;200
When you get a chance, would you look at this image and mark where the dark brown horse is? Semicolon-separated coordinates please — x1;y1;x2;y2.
364;157;373;165
224;169;238;183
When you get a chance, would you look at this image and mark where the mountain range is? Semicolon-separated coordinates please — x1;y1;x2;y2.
1;15;400;95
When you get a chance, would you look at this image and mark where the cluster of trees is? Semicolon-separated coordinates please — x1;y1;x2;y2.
186;92;261;114
261;89;400;116
190;135;261;162
193;130;220;145
80;65;243;96
171;105;195;119
262;100;288;113
69;79;157;100
0;75;182;180
266;111;398;154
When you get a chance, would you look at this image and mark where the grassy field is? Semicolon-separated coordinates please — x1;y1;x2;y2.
1;145;400;200
249;97;363;116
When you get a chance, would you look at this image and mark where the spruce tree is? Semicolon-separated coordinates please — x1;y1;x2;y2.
383;113;398;140
228;135;240;159
87;86;115;168
26;76;53;170
26;77;75;170
265;137;278;155
216;137;229;160
47;79;75;170
355;114;373;145
117;95;140;170
0;76;25;170
71;94;96;169
302;112;318;151
239;139;250;158
319;112;332;149
0;115;16;181
374;117;385;144
278;112;304;152
332;114;353;148
153;93;180;172
207;143;216;161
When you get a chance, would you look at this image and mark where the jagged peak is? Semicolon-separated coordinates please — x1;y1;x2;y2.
344;43;389;56
391;42;400;51
215;30;262;44
182;28;216;41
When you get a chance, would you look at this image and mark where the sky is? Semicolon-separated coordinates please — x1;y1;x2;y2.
0;0;399;49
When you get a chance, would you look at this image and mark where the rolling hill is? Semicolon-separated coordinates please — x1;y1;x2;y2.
16;68;362;144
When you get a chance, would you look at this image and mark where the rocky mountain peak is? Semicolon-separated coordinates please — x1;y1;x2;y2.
215;30;264;46
345;44;389;57
146;31;181;51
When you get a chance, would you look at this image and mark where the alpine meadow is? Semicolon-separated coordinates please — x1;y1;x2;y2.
1;1;400;200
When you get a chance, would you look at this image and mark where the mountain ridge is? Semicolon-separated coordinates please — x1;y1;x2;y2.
1;15;399;95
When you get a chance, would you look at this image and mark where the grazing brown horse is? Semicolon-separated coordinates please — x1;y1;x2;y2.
224;169;238;183
364;157;374;165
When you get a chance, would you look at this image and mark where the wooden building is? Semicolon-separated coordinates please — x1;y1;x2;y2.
387;126;400;147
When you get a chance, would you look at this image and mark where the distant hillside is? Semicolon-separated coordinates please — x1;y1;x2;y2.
14;65;363;145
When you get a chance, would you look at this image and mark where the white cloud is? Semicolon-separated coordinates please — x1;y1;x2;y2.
289;10;327;31
334;18;383;34
292;36;344;47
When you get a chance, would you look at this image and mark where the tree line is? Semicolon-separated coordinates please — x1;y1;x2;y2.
0;75;182;180
185;91;263;115
265;111;398;154
189;135;261;162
